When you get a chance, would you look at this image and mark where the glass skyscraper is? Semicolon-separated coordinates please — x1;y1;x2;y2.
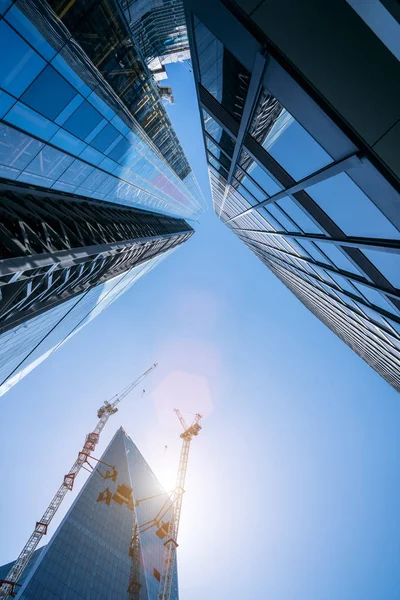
0;0;206;395
0;428;179;599
184;0;400;391
122;0;190;70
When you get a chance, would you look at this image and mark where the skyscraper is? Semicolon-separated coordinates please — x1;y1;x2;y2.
0;428;179;599
47;0;195;184
184;0;400;391
122;0;190;77
0;0;205;395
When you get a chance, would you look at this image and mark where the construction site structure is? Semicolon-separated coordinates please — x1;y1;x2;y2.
0;363;158;599
126;409;202;600
158;410;202;600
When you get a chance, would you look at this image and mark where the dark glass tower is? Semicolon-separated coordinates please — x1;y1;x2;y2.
1;429;179;599
0;178;192;335
47;0;194;183
0;0;205;395
184;0;400;391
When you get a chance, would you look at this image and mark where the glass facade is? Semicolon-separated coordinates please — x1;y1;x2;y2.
0;251;172;398
186;0;400;391
0;0;205;396
46;0;195;185
0;181;193;335
2;429;179;599
0;0;206;221
123;0;189;66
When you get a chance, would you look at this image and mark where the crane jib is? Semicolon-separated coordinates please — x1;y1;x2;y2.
0;363;158;600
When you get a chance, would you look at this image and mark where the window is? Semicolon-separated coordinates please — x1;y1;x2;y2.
91;123;120;153
276;197;322;234
79;169;109;192
194;17;224;103
0;89;15;118
208;154;229;180
194;17;250;122
5;102;58;141
314;243;362;275
0;21;45;96
267;204;300;232
351;281;396;314
202;109;235;156
21;66;77;120
239;150;282;196
25;146;74;180
5;5;57;61
248;88;289;148
0;122;43;171
51;129;87;155
264;111;332;181
108;138;131;162
362;250;400;288
297;240;334;264
233;183;258;206
87;91;114;120
63;101;103;140
307;172;400;239
234;171;264;202
206;137;231;172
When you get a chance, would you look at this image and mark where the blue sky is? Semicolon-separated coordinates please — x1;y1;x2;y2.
0;63;399;599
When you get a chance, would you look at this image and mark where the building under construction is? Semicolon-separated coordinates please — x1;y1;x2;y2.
0;366;202;600
0;426;194;599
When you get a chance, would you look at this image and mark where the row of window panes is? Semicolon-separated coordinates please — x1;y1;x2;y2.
0;18;201;216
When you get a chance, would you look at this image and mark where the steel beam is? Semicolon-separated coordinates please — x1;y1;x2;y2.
225;153;363;223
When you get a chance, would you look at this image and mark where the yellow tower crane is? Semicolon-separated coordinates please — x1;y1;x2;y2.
0;363;158;599
127;409;202;600
158;409;202;600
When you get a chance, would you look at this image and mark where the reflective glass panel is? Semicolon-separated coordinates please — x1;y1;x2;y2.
267;116;333;181
91;123;120;152
234;171;264;202
5;5;57;61
362;250;400;288
0;21;45;96
194;17;250;122
0;122;43;170
206;137;231;172
276;197;323;234
208;154;229;180
21;66;77;120
267;204;300;232
248;87;289;148
202;109;235;156
108;138;131;162
239;150;282;196
63;100;103;139
307;172;400;239
25;146;74;179
314;243;363;275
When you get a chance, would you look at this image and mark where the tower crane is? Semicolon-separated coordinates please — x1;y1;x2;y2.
0;363;158;600
127;409;202;600
157;409;202;600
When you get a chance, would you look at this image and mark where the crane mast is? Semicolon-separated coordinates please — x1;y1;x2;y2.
158;410;202;600
0;363;157;600
128;521;141;600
